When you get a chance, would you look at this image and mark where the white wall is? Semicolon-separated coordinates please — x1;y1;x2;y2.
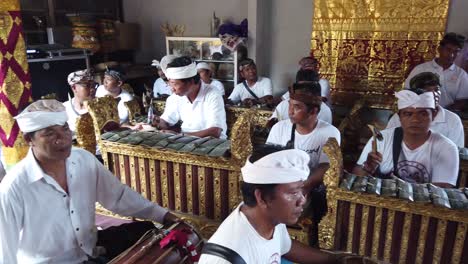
265;0;314;96
446;0;468;36
123;0;247;62
124;0;466;96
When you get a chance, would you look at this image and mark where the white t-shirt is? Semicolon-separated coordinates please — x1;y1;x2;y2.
266;119;341;169
96;88;133;124
161;83;227;138
63;98;88;135
282;78;331;105
404;59;468;107
270;100;332;124
153;78;173;98
386;106;465;148
228;77;273;103
198;203;292;264
357;128;459;185
203;79;225;96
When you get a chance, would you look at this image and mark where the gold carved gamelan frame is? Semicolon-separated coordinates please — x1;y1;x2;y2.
319;139;468;264
311;0;450;109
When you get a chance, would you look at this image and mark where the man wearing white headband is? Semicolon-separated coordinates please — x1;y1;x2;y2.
151;57;173;99
199;145;333;264
154;56;227;138
0;99;179;263
354;90;459;187
196;62;225;96
227;58;274;107
386;72;464;148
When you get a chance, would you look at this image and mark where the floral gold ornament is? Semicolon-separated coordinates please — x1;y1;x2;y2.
311;0;450;109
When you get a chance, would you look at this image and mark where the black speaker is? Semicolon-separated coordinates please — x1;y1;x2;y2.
28;58;87;102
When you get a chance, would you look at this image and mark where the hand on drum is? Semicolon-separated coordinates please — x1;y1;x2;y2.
163;212;181;226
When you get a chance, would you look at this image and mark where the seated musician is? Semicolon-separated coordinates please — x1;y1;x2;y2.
199;145;334;264
297;56;332;105
353;90;459;187
270;70;333;127
151;57;173;99
386;72;464;148
0;99;179;264
63;69;96;136
227;58;274;107
196;62;225;96
95;68;140;129
405;32;468;110
154;56;228;139
266;82;340;245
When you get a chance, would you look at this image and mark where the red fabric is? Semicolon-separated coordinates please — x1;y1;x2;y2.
159;229;200;262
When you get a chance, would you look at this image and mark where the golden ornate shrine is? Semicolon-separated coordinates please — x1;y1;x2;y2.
311;0;450;109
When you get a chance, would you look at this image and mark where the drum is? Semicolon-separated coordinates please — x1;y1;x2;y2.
109;222;203;264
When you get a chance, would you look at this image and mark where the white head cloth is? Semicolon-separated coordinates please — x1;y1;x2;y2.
196;62;212;71
160;55;178;74
396;90;435;110
165;62;197;80
151;59;161;68
241;149;310;184
14;99;68;133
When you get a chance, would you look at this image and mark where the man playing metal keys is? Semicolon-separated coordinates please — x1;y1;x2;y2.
353;90;459;187
199;145;335;264
153;56;228;139
0;99;179;263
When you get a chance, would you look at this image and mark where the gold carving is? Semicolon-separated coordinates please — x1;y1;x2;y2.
174;162;181;211
383;210;395;261
318;138;342;249
160;161;168;208
199;166;206;217
124;99;142;123
187;165;193;214
213;169;221;220
85;96;120;140
138;157;147;200
312;0;449;109
347;203;356;252
371;207;383;259
433;220;447;263
129;156;137;191
322;138;342;188
149;160;157;203
332;190;468;223
452;223;467;264
399;213;412;264
0;1;20;11
230;110;253;163
75;113;96;154
118;154;126;185
415;215;428;264
359;205;369;255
